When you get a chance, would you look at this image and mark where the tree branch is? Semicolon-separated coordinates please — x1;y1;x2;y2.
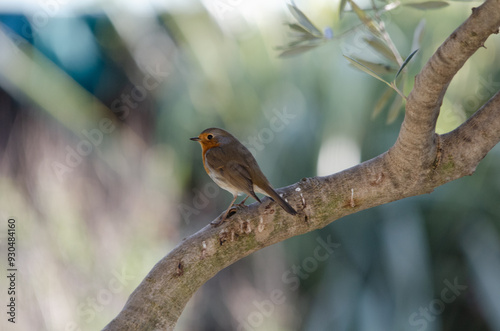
392;0;500;173
441;90;500;179
104;1;500;330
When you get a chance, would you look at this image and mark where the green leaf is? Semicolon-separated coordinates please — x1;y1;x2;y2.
404;1;449;10
363;37;398;64
284;37;321;48
344;55;392;86
395;49;419;79
339;0;348;17
372;87;395;119
279;44;320;58
386;94;404;124
288;23;313;36
350;57;395;74
411;19;426;51
347;0;382;38
287;4;323;37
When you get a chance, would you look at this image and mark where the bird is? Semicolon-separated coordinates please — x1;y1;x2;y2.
190;128;297;225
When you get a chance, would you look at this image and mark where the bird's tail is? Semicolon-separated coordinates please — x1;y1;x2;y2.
261;185;297;215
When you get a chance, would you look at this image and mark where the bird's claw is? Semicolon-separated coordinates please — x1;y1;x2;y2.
210;206;241;227
210;218;224;227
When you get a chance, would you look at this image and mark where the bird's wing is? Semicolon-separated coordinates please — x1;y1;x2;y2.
205;147;260;201
204;146;227;169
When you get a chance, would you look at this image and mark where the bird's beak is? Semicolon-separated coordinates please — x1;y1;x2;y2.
190;137;200;141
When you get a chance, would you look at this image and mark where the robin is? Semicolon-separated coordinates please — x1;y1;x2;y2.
191;128;297;225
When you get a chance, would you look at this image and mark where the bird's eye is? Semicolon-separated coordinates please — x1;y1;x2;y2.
207;134;213;140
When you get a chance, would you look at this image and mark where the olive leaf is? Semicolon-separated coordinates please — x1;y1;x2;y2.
279;44;321;58
347;0;383;38
386;94;404;124
372;87;395;119
288;23;313;35
278;4;325;57
339;0;348;17
411;19;426;51
350;57;396;74
344;55;392;86
404;1;449;10
287;4;323;37
364;37;398;64
395;49;419;79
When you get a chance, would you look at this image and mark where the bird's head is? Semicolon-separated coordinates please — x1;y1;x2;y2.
190;128;234;148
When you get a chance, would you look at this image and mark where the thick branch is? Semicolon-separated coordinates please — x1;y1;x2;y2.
440;91;500;180
392;0;500;171
104;1;500;330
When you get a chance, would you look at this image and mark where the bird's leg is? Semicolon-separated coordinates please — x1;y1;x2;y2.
236;196;249;206
211;195;238;226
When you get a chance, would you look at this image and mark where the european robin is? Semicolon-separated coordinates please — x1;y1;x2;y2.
191;128;297;225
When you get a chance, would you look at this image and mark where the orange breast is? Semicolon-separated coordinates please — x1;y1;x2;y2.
201;141;220;176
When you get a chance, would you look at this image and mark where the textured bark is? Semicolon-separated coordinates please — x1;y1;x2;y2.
104;1;500;330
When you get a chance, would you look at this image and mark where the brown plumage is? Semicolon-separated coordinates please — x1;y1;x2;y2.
191;128;297;224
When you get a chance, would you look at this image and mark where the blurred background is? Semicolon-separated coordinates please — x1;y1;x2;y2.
0;0;499;330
